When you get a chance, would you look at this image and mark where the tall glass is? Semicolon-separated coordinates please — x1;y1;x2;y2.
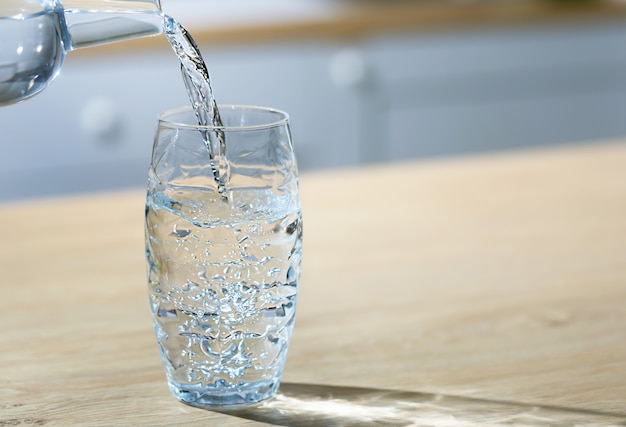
145;105;302;407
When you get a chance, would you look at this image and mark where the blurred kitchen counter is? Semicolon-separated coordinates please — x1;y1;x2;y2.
85;0;626;53
179;0;626;46
5;0;626;201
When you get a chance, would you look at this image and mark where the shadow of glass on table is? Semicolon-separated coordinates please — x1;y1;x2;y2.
214;383;626;427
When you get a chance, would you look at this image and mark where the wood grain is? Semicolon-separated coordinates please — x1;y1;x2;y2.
1;140;625;425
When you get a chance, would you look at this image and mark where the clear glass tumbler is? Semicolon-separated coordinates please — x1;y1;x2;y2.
145;105;302;407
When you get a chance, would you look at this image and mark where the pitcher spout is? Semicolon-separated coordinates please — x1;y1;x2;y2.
60;0;164;51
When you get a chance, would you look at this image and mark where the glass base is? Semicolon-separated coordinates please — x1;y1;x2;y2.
168;379;280;408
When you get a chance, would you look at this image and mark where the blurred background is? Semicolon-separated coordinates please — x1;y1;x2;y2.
2;0;626;201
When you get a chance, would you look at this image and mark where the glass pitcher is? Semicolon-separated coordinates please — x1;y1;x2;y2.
0;0;163;106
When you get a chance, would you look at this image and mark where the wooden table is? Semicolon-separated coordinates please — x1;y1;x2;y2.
1;141;625;425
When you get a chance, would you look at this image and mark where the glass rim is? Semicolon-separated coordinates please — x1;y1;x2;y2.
158;104;290;132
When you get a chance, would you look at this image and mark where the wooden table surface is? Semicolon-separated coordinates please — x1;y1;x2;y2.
1;141;625;426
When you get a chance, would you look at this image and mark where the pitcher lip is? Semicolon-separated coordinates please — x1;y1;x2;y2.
159;105;290;131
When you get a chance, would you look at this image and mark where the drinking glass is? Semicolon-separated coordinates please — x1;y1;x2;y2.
145;105;302;407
